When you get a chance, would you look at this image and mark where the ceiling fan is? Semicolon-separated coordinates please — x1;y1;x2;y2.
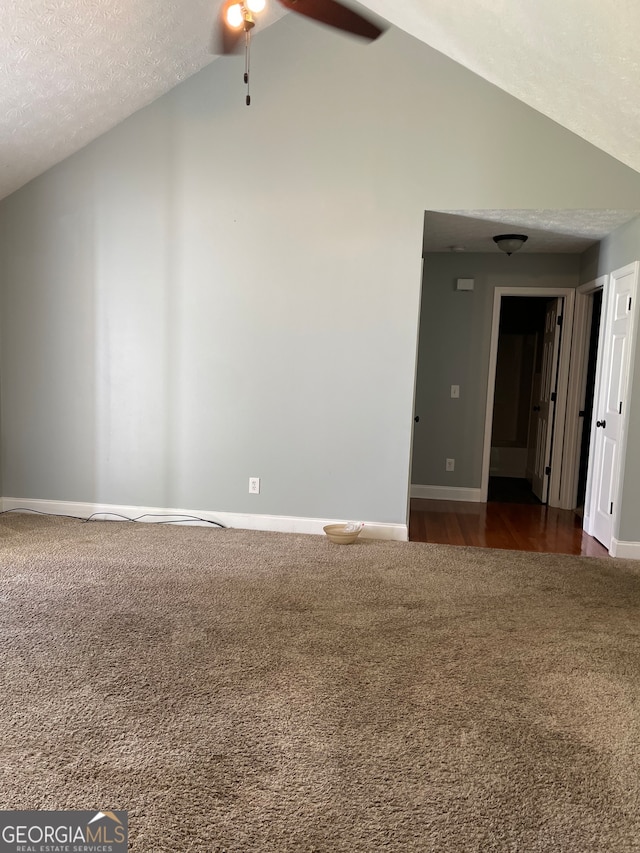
216;0;386;104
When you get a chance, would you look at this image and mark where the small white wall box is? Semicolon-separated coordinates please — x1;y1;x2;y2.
456;278;475;291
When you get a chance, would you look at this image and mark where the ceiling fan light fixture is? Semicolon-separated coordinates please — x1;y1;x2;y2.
493;234;528;256
246;0;266;12
226;3;245;28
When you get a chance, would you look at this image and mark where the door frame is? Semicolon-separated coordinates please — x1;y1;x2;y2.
560;276;607;510
481;286;576;505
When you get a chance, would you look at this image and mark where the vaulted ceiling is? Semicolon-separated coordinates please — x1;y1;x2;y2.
364;0;640;177
1;0;639;201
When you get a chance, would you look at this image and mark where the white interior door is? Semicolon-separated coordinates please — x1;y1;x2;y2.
589;265;637;549
531;298;563;503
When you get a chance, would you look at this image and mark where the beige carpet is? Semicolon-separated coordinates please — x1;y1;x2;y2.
1;513;639;852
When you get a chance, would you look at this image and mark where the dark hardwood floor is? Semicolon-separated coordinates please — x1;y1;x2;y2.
409;498;609;557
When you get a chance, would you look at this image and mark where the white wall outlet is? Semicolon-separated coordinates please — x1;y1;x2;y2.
446;458;455;472
249;477;260;494
451;384;460;398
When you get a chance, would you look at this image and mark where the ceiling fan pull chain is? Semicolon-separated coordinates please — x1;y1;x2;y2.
244;30;251;106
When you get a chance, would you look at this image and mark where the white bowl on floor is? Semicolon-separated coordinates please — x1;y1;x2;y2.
323;523;363;545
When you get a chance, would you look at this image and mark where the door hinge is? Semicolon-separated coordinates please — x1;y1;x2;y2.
557;315;563;327
628;296;633;311
550;391;557;402
545;466;551;476
619;401;623;415
610;501;614;515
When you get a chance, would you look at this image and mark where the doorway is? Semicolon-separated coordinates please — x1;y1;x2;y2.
576;289;603;510
481;287;576;506
411;211;640;555
488;296;549;505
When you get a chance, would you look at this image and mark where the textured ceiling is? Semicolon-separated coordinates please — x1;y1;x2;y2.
423;210;640;255
363;0;640;175
1;0;203;199
0;0;285;200
1;0;639;202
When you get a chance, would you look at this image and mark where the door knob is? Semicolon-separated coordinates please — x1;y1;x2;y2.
596;419;607;428
414;415;420;423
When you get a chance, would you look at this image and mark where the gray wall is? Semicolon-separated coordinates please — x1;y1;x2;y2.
580;217;640;285
411;253;581;488
2;18;640;526
580;216;640;542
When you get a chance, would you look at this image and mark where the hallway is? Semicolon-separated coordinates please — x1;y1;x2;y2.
409;498;609;556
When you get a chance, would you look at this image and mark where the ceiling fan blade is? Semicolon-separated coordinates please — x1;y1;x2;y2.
211;4;245;55
277;0;385;41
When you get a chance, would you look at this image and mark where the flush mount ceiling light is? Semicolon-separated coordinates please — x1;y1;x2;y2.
493;234;528;256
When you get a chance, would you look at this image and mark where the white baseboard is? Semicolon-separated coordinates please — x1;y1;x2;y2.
0;497;407;542
410;485;483;502
609;538;640;559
